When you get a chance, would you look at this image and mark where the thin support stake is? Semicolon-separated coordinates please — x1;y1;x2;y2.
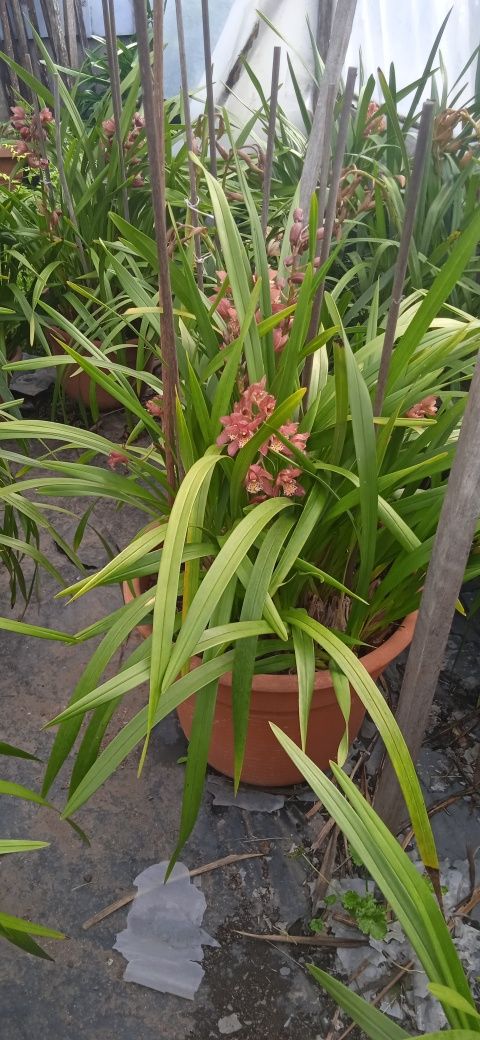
374;348;480;830
133;0;179;495
301;80;337;392
307;66;357;349
299;0;356;215
53;74;87;272
201;0;217;177
373;100;435;416
0;1;20;98
175;0;204;290
39;0;69;67
75;0;87;53
63;0;78;68
101;0;129;222
261;46;281;236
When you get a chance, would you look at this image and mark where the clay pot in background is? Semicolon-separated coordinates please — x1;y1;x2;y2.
46;327;140;411
0;146;25;188
122;576;417;787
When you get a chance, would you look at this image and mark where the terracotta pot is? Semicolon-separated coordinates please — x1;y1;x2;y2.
46;326;139;411
0;146;25;188
123;577;417;787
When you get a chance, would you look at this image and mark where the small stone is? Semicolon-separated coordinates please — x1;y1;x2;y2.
218;1013;242;1034
280;966;291;976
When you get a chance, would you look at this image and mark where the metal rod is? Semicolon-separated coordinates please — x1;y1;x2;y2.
175;0;204;290
373;100;435;416
201;0;217;177
374;347;480;830
261;46;281;236
133;0;179;495
101;0;129;221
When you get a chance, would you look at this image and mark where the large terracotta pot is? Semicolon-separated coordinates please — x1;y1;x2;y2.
123;577;417;786
46;327;139;411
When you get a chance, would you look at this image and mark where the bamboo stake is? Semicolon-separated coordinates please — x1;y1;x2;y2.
133;0;179;495
201;0;217;178
373;100;435;416
101;0;129;222
299;0;356;215
175;0;204;290
52;73;87;271
374;347;480;830
312;0;335;112
316;0;335;62
305;66;357;355
261;46;281;236
0;1;20;99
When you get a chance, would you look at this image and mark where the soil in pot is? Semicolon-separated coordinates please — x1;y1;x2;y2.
46;327;141;411
123;577;417;787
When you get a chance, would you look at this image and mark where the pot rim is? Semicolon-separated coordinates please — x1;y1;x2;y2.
192;611;417;692
122;578;417;692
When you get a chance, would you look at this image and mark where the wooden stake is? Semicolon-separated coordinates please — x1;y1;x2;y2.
74;0;87;55
53;73;87;270
316;0;335;61
22;0;48;85
9;0;32;95
373;100;435;416
133;0;179;495
201;0;217;177
101;0;129;222
299;0;356;215
261;46;281;236
63;0;78;69
39;0;69;67
175;0;204;289
374;348;480;830
0;0;20;99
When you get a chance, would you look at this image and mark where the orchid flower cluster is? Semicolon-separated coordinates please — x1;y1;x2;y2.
101;111;146;187
211;269;293;353
9;104;54;170
363;101;387;137
217;377;308;500
405;395;438;419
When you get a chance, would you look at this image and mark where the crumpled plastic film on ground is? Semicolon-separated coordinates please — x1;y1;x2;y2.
114;861;219;998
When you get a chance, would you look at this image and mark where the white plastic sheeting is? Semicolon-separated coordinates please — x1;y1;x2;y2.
200;0;479;128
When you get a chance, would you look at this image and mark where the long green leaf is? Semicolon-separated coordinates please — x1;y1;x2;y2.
283;609;438;870
272;730;475;1028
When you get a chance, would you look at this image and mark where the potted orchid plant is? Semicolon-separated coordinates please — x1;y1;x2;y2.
2;154;480;873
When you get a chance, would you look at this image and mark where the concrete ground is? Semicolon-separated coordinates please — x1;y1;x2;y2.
0;428;479;1040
